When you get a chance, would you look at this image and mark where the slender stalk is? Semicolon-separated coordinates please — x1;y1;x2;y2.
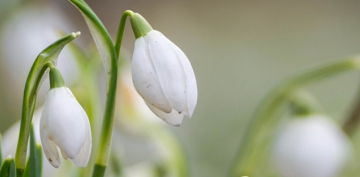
16;63;53;176
67;1;118;176
343;82;360;135
15;33;79;176
229;57;360;177
115;10;134;57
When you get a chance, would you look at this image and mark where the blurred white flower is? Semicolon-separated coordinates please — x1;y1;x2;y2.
272;115;351;177
40;87;91;168
131;30;198;126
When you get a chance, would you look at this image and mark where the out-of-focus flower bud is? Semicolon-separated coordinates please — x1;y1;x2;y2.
272;115;351;177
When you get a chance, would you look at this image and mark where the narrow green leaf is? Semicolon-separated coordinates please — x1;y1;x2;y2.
23;125;42;177
0;156;16;177
69;0;116;81
69;1;119;177
35;145;42;177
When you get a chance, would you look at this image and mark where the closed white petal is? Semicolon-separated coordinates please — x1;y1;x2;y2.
70;108;92;167
145;101;184;127
61;149;68;160
168;39;197;117
45;87;86;159
147;31;187;114
132;36;172;113
40;90;61;168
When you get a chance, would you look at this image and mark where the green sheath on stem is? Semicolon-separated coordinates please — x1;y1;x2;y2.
129;13;153;39
49;67;65;89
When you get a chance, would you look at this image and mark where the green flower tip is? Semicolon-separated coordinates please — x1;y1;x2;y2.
49;67;65;89
129;12;153;39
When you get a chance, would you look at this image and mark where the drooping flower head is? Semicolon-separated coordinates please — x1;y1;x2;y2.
40;67;92;168
129;13;198;126
272;115;351;177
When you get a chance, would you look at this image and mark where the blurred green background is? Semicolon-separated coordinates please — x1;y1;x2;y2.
1;0;360;176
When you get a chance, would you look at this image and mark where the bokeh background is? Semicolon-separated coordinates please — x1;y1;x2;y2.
1;0;360;176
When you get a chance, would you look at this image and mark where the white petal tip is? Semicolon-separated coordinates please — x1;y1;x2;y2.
163;117;183;127
170;122;181;127
48;158;60;168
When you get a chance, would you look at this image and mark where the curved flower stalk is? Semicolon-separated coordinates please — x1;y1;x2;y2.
68;0;118;176
15;32;80;176
40;67;92;168
69;1;195;176
272;115;351;177
129;13;198;126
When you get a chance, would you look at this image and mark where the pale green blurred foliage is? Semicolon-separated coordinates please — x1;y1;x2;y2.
1;0;360;176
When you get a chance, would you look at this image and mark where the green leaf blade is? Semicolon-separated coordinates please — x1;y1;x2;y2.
0;156;16;177
69;0;116;81
23;125;42;177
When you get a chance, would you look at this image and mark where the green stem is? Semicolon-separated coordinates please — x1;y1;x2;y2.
115;10;134;57
15;63;52;177
229;57;360;176
92;164;106;177
287;90;321;116
15;33;79;176
67;1;118;175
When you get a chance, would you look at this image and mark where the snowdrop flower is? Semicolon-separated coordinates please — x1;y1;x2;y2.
272;115;351;177
130;13;198;126
40;68;92;168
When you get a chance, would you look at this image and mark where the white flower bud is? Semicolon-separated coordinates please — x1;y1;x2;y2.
272;115;351;177
131;30;198;126
40;87;92;168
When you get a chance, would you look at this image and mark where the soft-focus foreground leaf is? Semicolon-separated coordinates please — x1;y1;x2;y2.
0;156;16;177
24;125;42;177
